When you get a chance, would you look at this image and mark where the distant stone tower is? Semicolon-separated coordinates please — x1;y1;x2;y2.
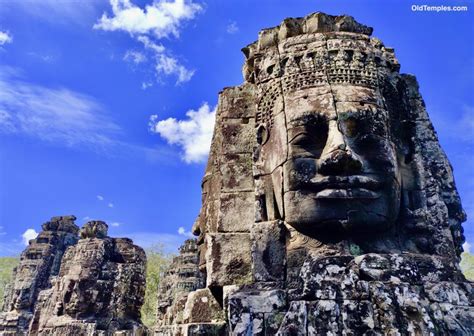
157;12;473;335
0;216;79;335
29;221;147;335
0;218;148;336
155;239;210;334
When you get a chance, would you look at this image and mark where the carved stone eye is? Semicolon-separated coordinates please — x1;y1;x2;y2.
257;124;269;145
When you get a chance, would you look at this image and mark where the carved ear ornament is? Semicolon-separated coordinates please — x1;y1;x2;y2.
257;124;269;145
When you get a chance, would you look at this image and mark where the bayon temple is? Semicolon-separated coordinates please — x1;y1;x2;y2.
1;12;472;336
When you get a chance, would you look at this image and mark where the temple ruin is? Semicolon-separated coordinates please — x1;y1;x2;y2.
1;11;472;336
0;218;147;335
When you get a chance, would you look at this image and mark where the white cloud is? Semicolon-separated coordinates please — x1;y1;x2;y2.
22;229;38;245
142;81;153;90
94;0;200;85
97;195;104;201
149;102;215;163
110;222;121;227
178;226;193;237
226;21;239;34
108;202;114;208
463;241;471;254
156;54;194;84
0;31;12;45
94;0;202;38
136;35;194;84
0;66;120;149
123;50;147;64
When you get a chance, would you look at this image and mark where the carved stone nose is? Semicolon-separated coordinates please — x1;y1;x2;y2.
319;149;363;175
318;119;362;175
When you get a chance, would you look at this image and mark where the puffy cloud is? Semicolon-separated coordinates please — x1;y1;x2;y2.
108;202;114;208
226;21;239;34
97;195;105;201
149;102;215;163
22;229;38;245
464;241;472;254
94;0;202;38
0;31;13;45
0;66;120;149
94;0;200;85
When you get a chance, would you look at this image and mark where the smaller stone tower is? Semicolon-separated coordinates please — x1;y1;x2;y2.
29;220;147;335
0;216;79;335
155;239;222;335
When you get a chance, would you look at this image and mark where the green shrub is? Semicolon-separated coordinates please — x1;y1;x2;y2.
141;245;171;328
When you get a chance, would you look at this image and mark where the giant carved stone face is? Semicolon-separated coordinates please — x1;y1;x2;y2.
256;85;402;236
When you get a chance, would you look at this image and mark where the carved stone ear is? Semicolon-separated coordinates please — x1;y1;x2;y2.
257;124;269;145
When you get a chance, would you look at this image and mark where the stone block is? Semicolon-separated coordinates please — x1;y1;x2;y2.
217;192;254;232
206;233;252;287
277;301;307;335
220;119;255;154
183;289;223;323
228;289;286;315
219;153;254;192
307;300;341;335
250;221;286;282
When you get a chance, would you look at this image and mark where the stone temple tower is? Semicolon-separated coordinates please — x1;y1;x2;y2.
156;12;473;335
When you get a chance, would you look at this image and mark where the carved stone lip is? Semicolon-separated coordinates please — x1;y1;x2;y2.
309;175;382;193
315;188;380;199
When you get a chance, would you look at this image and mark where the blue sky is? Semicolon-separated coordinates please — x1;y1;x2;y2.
0;0;472;255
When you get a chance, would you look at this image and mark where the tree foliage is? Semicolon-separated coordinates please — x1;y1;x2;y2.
460;252;474;281
141;244;171;328
0;257;19;309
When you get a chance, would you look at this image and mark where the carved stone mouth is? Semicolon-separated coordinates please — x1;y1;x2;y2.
309;175;382;193
315;188;380;199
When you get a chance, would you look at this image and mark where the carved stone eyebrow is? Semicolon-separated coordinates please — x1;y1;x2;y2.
289;113;327;127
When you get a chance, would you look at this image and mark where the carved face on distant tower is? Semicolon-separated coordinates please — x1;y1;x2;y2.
254;39;402;236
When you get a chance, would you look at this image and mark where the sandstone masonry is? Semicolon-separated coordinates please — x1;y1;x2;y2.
0;218;147;335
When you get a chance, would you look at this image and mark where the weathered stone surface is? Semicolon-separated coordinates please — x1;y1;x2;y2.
182;289;222;324
250;221;286;282
157;11;471;336
28;221;147;335
205;233;252;287
155;239;204;330
0;216;79;335
1;218;147;336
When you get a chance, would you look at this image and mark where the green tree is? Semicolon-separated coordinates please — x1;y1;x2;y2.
460;252;474;281
0;257;19;309
141;245;171;328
